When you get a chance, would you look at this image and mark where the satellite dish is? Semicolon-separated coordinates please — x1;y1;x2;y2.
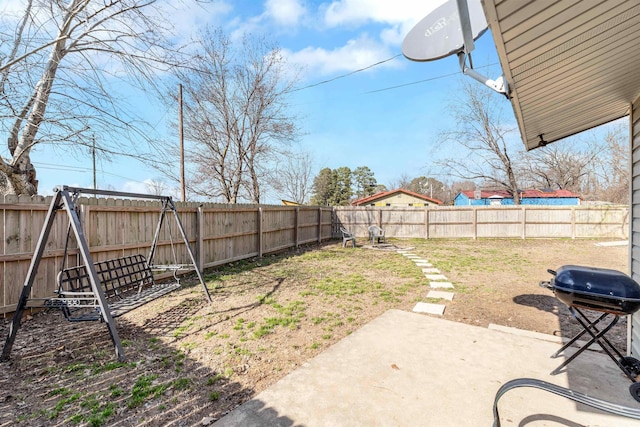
402;0;488;62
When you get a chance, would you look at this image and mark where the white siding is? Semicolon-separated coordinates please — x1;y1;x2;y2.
631;99;640;357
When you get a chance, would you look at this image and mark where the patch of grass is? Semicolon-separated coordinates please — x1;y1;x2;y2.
253;325;271;338
370;258;423;278
109;385;123;398
207;372;227;385
92;361;134;375
309;274;369;297
253;299;307;338
257;294;277;305
181;342;198;350
297;250;342;261
172;378;192;390
204;331;218;340
128;374;170;409
209;391;221;401
233;318;246;330
48;392;81;419
47;387;72;397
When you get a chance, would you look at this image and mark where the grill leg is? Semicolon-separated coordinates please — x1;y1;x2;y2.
551;311;609;358
551;308;619;375
570;308;638;382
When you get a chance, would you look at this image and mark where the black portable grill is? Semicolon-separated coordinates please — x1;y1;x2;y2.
540;265;640;402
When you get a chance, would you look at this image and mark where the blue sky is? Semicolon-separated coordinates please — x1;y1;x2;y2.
30;0;508;200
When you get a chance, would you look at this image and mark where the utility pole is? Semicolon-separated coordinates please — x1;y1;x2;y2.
92;134;97;192
179;84;186;202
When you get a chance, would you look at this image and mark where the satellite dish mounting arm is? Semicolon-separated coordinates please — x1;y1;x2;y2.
455;0;508;96
457;51;507;95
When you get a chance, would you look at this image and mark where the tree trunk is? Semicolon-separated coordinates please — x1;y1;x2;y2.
1;2;74;196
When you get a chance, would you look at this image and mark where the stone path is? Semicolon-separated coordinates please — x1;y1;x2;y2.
397;250;455;316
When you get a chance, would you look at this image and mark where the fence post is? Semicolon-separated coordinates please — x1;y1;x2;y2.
295;207;299;248
571;207;576;239
473;207;478;240
258;207;263;258
521;206;526;239
378;209;383;228
424;207;430;239
317;207;322;243
197;206;204;271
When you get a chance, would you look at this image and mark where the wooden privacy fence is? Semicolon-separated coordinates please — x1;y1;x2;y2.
1;198;629;314
334;205;630;240
0;195;332;315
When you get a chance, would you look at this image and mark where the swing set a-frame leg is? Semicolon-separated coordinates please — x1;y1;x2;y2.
59;191;126;361
1;189;127;362
148;198;212;303
1;192;62;362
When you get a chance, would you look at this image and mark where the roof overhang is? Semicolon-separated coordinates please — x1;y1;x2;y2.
481;0;640;150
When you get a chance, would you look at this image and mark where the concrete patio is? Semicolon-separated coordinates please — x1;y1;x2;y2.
215;309;640;426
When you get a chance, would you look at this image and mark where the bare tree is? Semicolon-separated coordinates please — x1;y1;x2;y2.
145;178;169;196
592;124;629;203
388;173;412;191
519;138;603;193
0;0;184;195
438;80;523;203
272;151;314;204
171;29;300;203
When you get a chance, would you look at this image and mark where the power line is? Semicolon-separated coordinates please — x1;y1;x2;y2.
288;55;500;97
33;161;150;185
364;70;460;94
364;62;500;94
287;54;402;93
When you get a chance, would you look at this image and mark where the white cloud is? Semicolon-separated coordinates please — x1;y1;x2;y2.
229;0;306;41
121;181;151;195
160;0;233;41
265;0;306;26
284;34;399;76
322;0;447;28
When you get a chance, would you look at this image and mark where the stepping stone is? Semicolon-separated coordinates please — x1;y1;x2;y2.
413;302;445;316
427;290;455;301
414;262;432;267
425;274;448;281
430;281;454;289
421;267;440;274
401;253;417;257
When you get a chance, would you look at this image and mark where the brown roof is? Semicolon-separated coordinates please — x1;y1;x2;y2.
352;188;443;206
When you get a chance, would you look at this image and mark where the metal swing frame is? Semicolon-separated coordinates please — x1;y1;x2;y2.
1;185;212;362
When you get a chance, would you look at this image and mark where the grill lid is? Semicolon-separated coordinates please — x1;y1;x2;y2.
553;265;640;300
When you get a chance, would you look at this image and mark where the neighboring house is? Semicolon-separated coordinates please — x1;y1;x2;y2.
352;188;442;207
454;189;581;206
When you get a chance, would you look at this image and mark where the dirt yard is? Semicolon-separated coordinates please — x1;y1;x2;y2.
0;238;630;426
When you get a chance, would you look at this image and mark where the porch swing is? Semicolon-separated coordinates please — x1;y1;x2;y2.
1;185;212;362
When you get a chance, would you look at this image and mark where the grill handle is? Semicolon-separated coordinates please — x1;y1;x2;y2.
540;269;557;290
539;280;553;290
